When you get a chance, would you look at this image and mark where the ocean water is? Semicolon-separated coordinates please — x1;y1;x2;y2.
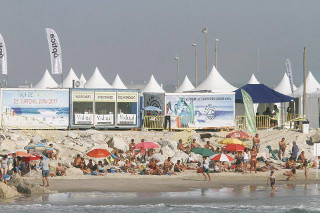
1;184;320;213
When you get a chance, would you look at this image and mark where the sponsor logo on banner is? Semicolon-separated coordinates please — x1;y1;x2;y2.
94;114;114;125
95;92;116;102
117;93;138;102
45;28;62;74
72;92;94;102
117;114;136;125
285;59;294;95
75;114;93;125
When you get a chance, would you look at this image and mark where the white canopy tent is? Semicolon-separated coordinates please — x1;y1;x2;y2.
140;75;165;94
247;74;260;84
34;69;58;89
294;71;320;96
193;66;237;92
112;74;127;89
61;68;79;88
84;67;112;89
175;76;194;93
79;74;86;85
274;73;297;95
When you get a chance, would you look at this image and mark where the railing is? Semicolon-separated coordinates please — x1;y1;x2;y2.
143;116;165;130
235;116;247;131
256;115;270;129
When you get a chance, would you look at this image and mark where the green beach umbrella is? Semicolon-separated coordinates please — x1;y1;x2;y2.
191;147;214;157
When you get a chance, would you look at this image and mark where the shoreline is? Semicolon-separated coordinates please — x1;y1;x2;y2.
27;169;319;193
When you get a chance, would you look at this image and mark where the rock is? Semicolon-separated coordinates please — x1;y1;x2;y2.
66;132;78;139
200;133;212;139
157;140;177;151
149;153;165;162
310;131;320;144
90;133;106;143
190;152;202;162
0;182;20;199
160;145;175;159
108;137;128;151
17;179;51;195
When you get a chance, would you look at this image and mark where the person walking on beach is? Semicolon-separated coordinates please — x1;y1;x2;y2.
250;147;257;173
0;155;9;175
202;156;211;181
291;141;299;161
253;134;260;153
267;171;277;192
279;138;286;160
40;156;50;187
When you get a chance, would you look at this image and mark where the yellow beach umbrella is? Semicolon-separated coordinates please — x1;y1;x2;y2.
218;138;245;145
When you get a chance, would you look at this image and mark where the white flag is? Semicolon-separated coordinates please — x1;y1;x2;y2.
285;59;294;95
0;33;8;75
45;28;62;74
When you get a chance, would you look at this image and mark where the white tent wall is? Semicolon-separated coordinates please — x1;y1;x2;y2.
305;93;320;129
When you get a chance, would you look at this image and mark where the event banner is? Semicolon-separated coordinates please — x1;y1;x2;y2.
117;114;136;125
241;89;256;133
74;114;93;125
0;33;7;75
165;93;235;128
94;114;114;125
1;89;69;129
286;59;294;95
45;28;62;75
143;93;165;115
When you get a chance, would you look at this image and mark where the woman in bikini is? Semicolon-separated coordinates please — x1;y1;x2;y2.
250;147;257;174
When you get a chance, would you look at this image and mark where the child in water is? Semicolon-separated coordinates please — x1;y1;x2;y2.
267;171;277;192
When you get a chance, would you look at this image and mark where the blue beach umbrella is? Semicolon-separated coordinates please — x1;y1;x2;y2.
142;106;162;112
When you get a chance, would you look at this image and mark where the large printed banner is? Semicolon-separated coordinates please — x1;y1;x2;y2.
143;93;165;115
165;93;235;128
1;89;69;129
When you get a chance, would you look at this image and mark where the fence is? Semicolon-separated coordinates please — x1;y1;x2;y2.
143;116;165;130
143;115;194;130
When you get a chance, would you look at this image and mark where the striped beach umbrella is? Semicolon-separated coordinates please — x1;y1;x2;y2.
211;153;235;162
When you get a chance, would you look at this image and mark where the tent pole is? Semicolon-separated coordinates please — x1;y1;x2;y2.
303;47;307;118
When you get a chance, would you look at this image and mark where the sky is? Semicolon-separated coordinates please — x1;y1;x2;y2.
0;0;320;91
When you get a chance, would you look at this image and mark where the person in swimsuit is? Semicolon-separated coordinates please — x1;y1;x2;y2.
243;148;250;173
0;155;9;175
129;139;135;151
278;138;286;160
204;141;215;152
283;168;297;181
250;147;257;174
291;141;299;161
267;171;277;192
202;156;211;181
252;134;260;153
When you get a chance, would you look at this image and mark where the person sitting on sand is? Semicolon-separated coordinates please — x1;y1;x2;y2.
267;171;277;192
252;133;260;153
174;160;184;172
97;161;105;173
45;144;58;160
87;159;94;170
204;141;215;152
73;154;82;169
56;163;66;176
1;174;10;184
82;166;92;175
124;160;132;173
285;158;295;169
177;139;191;153
250;147;258;174
216;147;221;153
129;139;135;151
25;139;34;153
191;139;201;149
164;157;174;174
297;151;306;165
278;138;286;160
283;168;297;181
265;161;278;171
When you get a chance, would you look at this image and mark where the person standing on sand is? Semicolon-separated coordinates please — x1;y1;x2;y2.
202;156;211;181
291;141;299;161
267;171;277;192
279;138;286;160
250;147;257;174
252;133;260;153
40;156;50;187
1;155;9;175
243;148;250;173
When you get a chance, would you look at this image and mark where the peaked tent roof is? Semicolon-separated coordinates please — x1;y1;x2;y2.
193;66;237;92
294;71;320;96
79;74;86;84
140;75;165;94
34;69;58;89
247;74;260;84
235;84;293;103
175;76;195;92
84;67;112;89
274;73;297;95
112;74;127;89
62;68;79;88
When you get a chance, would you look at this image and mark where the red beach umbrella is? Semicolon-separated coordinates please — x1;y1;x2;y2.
134;142;159;149
8;151;34;157
224;144;245;152
211;153;235;162
226;131;250;139
87;149;111;158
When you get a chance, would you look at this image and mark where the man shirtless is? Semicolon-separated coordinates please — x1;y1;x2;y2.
279;138;286;160
56;163;66;176
73;154;83;169
164;157;174;174
191;139;201;149
204;141;215;152
253;133;260;153
129;139;135;151
178;139;191;153
250;147;258;173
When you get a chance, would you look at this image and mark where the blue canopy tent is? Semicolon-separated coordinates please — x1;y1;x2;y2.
235;84;293;103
